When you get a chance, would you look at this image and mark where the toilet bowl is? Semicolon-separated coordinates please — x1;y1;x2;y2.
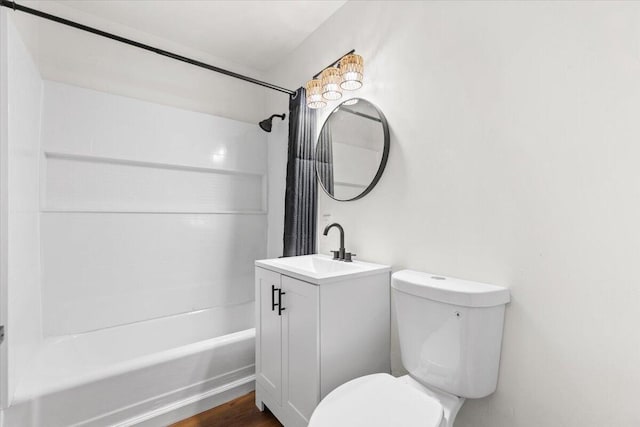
309;270;510;427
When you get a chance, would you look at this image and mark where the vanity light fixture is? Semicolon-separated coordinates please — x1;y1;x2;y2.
306;79;327;109
305;50;363;110
339;54;364;90
321;67;343;101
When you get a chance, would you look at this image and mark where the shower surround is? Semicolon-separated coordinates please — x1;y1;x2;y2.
1;16;266;423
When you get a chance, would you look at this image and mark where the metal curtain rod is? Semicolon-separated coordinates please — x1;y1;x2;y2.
0;0;297;96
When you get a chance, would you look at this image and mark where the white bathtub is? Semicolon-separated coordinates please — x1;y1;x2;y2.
3;302;256;427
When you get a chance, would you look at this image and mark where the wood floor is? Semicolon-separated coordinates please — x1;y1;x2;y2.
170;391;282;427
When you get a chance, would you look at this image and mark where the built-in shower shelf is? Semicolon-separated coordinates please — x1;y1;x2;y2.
41;209;267;214
43;151;266;214
44;151;266;178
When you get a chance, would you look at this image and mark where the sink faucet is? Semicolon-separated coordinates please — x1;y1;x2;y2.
323;223;355;261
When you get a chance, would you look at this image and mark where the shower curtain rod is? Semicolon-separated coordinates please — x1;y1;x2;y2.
0;0;297;96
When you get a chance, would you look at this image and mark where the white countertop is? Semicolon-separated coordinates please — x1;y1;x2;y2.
255;254;391;285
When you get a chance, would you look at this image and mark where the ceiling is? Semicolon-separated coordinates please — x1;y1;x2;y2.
42;0;347;71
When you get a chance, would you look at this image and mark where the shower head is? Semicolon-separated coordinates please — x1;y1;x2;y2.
259;113;286;133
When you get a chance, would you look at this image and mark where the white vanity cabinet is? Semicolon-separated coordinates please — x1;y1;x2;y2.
255;255;391;427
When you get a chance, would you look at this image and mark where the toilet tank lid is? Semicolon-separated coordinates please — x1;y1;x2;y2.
392;270;510;308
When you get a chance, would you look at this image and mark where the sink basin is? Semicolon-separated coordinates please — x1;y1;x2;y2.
255;254;391;285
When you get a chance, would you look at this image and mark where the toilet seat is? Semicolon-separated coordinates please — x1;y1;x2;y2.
308;374;444;427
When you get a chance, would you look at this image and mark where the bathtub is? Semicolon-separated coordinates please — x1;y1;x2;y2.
3;302;256;427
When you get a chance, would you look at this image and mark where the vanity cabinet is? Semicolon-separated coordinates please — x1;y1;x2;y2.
255;259;391;427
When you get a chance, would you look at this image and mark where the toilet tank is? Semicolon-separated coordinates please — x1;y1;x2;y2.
392;270;510;399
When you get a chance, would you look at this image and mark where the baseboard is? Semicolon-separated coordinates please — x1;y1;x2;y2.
118;375;256;427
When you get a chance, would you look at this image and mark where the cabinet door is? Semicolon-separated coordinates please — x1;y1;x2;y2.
256;268;282;404
281;276;319;426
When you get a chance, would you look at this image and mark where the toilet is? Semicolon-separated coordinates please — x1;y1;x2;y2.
309;269;510;427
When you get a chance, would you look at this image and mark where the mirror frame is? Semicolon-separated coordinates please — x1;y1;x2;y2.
315;98;390;202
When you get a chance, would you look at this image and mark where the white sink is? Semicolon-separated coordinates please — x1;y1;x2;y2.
255;254;391;285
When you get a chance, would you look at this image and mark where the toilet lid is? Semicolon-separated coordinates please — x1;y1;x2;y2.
308;374;444;427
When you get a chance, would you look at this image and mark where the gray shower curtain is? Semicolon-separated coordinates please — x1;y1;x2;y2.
283;87;318;256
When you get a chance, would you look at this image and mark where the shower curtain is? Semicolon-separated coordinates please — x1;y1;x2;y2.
283;87;318;256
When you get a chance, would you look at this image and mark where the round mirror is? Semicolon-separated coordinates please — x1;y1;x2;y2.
315;98;389;201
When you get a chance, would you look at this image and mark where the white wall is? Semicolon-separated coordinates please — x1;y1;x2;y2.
39;81;267;335
4;15;44;407
266;2;640;426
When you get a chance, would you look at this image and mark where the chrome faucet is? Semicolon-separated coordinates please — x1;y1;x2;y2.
323;223;355;262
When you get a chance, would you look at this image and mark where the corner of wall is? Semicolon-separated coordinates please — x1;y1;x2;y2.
4;14;45;407
0;6;10;411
